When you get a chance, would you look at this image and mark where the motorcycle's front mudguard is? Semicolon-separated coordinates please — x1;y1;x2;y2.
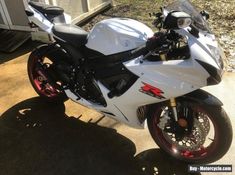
145;89;223;122
179;89;223;106
146;89;223;113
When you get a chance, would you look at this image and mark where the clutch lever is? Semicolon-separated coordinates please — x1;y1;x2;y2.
150;12;164;29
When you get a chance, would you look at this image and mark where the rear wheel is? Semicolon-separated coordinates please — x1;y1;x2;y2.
147;101;233;164
28;46;68;103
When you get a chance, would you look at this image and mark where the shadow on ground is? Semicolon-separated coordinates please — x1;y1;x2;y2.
0;98;200;175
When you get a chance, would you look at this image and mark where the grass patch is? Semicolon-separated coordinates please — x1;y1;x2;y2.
82;0;235;70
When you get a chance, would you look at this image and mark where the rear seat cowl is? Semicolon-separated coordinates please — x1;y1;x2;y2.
29;1;64;16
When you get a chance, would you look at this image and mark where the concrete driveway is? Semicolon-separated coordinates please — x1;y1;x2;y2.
0;42;234;175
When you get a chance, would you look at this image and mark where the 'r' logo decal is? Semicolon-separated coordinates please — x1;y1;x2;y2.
139;82;165;99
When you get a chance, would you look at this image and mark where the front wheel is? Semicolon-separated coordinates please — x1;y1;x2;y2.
147;101;233;164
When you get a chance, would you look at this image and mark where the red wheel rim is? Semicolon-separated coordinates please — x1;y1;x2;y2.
29;56;62;98
151;105;218;161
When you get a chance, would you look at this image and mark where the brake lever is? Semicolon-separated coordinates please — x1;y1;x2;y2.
142;45;169;61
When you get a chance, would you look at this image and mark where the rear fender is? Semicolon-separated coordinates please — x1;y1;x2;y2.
31;44;62;58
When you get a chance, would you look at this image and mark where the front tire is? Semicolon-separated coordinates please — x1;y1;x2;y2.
147;102;233;164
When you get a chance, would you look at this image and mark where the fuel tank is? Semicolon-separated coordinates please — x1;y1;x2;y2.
86;18;154;55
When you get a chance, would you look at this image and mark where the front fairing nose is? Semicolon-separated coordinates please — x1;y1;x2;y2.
207;43;225;70
195;59;223;85
183;30;224;85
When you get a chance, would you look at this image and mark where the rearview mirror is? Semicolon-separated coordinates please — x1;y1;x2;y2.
164;11;192;30
200;10;210;20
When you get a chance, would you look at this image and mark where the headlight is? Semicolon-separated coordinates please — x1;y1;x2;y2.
207;44;224;69
177;17;192;29
164;11;192;30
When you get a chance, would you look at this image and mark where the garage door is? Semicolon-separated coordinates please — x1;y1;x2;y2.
0;0;31;31
0;0;10;29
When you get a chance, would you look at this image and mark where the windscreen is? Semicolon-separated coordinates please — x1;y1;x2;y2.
165;0;212;33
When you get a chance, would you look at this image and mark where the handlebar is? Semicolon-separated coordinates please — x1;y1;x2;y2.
130;30;184;60
130;32;169;57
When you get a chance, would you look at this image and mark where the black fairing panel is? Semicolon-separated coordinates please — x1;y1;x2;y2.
196;59;222;85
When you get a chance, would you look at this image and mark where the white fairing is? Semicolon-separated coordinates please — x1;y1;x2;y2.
86;18;154;55
65;17;222;129
27;5;54;33
66;26;219;129
26;3;71;34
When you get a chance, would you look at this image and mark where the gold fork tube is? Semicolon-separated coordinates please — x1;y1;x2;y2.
170;98;178;121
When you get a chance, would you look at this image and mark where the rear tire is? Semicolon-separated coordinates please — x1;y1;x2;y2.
147;102;233;164
28;45;68;103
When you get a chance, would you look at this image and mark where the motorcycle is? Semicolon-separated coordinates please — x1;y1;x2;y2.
25;0;232;164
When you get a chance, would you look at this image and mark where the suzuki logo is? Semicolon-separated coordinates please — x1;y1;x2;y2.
139;82;165;99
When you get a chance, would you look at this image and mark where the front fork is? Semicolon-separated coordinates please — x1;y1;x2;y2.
161;53;179;121
170;98;179;121
170;98;191;131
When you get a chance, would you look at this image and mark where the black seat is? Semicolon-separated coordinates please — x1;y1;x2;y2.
52;24;88;47
29;1;64;16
